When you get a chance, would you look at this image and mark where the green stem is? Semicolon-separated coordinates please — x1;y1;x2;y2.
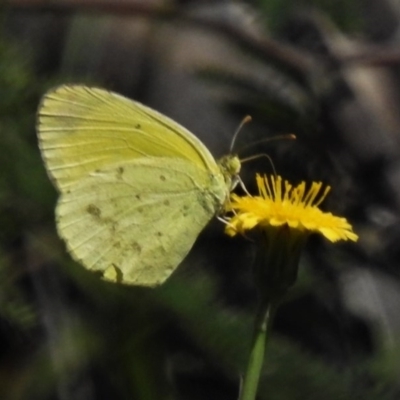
239;299;278;400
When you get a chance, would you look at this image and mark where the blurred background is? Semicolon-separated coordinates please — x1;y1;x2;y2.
2;0;400;399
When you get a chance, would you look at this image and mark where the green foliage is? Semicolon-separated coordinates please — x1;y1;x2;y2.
0;35;55;241
0;34;42;331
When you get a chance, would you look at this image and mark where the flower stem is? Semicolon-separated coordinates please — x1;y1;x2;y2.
240;299;278;400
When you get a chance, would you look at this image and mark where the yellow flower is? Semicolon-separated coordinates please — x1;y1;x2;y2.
225;174;358;243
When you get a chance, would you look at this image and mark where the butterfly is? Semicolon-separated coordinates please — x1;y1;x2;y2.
37;85;241;286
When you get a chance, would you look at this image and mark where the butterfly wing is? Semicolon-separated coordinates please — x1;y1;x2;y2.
37;85;235;286
37;85;220;191
56;157;227;286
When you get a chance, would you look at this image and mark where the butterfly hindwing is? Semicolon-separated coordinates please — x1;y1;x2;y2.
56;157;226;286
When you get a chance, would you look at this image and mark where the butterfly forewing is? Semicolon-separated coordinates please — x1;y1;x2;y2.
38;85;219;191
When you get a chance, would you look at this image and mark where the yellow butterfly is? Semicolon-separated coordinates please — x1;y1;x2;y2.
37;85;241;286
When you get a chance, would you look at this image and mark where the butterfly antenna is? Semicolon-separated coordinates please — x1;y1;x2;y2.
229;115;252;153
239;134;296;177
238;133;296;155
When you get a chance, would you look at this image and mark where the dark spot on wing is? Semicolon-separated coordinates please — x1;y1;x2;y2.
135;194;141;200
87;204;101;218
116;166;124;179
182;204;190;216
135;123;141;129
163;199;170;206
131;242;142;253
110;222;118;233
160;175;166;181
156;232;163;237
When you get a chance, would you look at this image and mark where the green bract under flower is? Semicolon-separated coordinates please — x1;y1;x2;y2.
225;174;358;243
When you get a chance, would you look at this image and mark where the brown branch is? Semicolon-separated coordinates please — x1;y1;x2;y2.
7;0;400;77
6;0;316;83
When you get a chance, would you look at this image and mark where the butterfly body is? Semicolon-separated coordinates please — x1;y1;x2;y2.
37;85;240;286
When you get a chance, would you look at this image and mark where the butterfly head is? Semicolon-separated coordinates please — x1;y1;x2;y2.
218;154;241;190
